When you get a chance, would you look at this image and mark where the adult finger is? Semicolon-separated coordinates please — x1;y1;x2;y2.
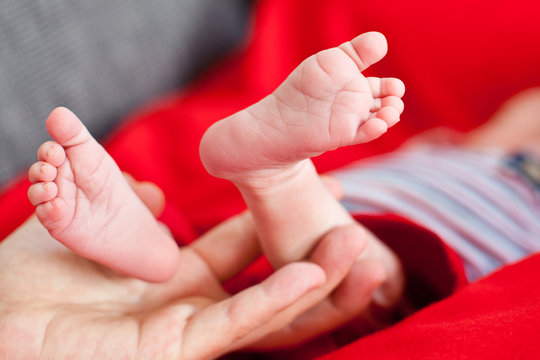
234;223;369;349
180;262;326;360
254;259;387;348
190;211;261;282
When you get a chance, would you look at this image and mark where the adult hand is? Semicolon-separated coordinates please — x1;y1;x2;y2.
0;183;373;360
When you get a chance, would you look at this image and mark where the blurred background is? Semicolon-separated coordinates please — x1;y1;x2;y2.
0;0;251;188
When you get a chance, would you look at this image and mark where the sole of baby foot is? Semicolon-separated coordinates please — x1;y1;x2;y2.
200;32;404;185
28;107;180;282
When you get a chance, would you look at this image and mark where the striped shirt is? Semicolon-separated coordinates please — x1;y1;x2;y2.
333;145;540;281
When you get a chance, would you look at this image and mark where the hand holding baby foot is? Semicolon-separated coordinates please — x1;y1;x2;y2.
201;32;405;280
0;207;387;359
21;31;406;358
28;107;180;282
200;32;405;323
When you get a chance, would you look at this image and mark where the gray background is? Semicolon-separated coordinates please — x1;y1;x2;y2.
0;0;249;188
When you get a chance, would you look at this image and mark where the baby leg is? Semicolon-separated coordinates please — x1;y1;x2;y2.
200;32;404;304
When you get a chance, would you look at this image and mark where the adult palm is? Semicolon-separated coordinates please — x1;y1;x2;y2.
0;213;381;359
0;178;391;359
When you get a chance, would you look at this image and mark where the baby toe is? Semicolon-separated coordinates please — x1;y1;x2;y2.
35;198;67;225
37;141;66;167
28;161;58;183
386;78;405;98
354;118;388;143
370;96;404;114
28;182;58;206
368;77;405;98
376;106;401;128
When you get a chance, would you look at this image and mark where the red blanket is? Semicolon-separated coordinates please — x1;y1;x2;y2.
2;0;540;358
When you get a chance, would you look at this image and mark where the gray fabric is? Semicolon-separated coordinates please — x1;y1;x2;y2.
0;0;249;188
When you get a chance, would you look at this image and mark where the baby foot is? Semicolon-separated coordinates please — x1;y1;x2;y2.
200;32;405;184
200;33;405;308
28;107;180;282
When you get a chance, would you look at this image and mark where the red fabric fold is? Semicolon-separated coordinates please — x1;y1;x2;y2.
320;252;540;359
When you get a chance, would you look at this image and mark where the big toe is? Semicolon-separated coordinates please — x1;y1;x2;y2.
341;32;388;71
46;107;89;147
